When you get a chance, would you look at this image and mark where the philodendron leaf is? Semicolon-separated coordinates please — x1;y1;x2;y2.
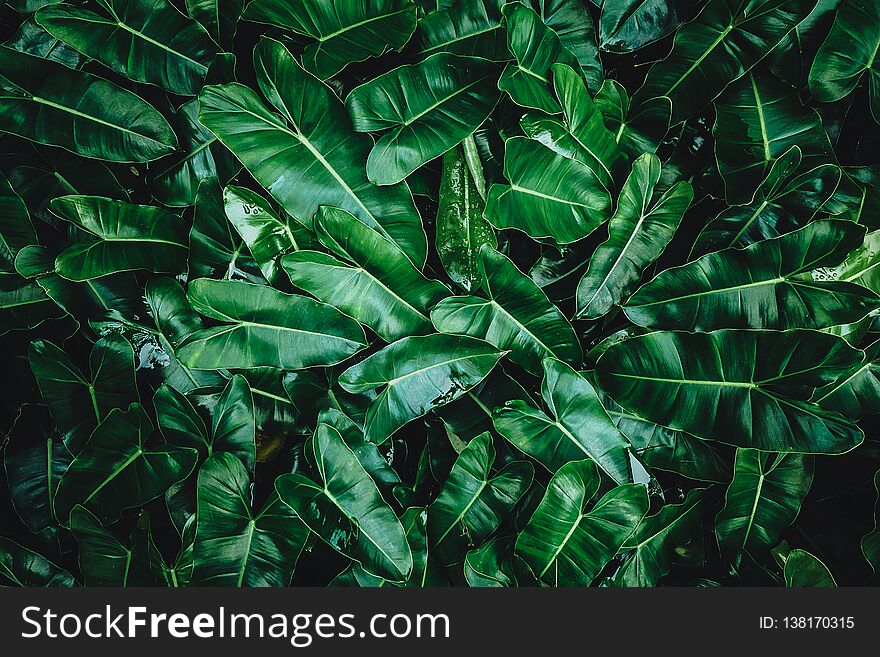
499;4;582;113
282;207;448;343
189;179;258;280
346;53;501;185
338;333;503;443
192;452;309;586
715;449;815;562
493;358;633;482
485;136;612;243
596;329;864;453
54;403;199;524
29;334;138;454
436;140;497;293
812;341;880;421
633;0;819;125
613;488;705;586
35;0;217;95
275;424;413;582
516;459;649;586
431;244;581;375
809;0;880;123
244;0;418;79
713;71;835;205
49;196;188;281
186;0;244;48
624;220;880;331
0;47;178;163
417;0;508;61
599;0;681;53
69;505;151;586
198;37;427;267
593;78;672;159
0;537;76;587
427;432;534;565
576;152;693;320
178;279;367;370
782;549;837;586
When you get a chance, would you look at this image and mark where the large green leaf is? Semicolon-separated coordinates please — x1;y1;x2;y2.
493;358;633;482
243;0;418;78
809;0;880;122
29;334;138;454
599;0;681;53
594;78;672;159
69;505;151;586
0;47;177;162
0;537;76;587
188;179;257;280
427;432;533;565
812;341;880;420
633;0;819;125
783;548;836;586
692;148;841;254
49;196;188;281
338;333;503;443
520;64;625;189
54;403;199;524
714;71;835;204
198;37;427;266
576;153;693;319
346;53;501;185
417;0;508;60
435;139;496;293
0;173;36;285
613;488;705;586
186;0;244;48
715;448;814;562
498;4;582;113
282;207;448;343
275;424;413;581
178;279;367;370
485;136;612;243
596;329;864;453
191;452;308;586
431;245;581;374
36;0;217;95
624;220;880;330
515;459;649;585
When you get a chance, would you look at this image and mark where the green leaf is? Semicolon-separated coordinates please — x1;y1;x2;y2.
436;140;496;293
576;153;693;320
812;341;880;421
69;505;151;586
596;329;864;453
427;432;533;565
692;148;841;254
493;358;633;482
3;405;72;533
809;0;880;122
624;220;880;331
198;37;427;266
224;185;317;284
36;0;217;95
282;207;448;343
186;0;244;48
594;78;672;159
0;173;36;284
50;196;188;281
179;279;367;370
338;333;503;443
54;403;199;524
29;334;138;454
243;0;418;78
633;0;819;125
782;548;837;586
515;459;649;585
417;0;508;60
192;452;309;586
520;63;625;189
715;449;814;561
862;469;880;576
0;47;177;162
0;537;76;587
275;424;413;581
599;0;680;53
498;4;582;112
485;136;612;243
714;71;835;205
614;489;705;586
431;245;581;375
346;53;501;185
188;179;257;280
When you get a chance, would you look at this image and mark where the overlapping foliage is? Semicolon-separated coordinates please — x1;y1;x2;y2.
1;0;879;587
